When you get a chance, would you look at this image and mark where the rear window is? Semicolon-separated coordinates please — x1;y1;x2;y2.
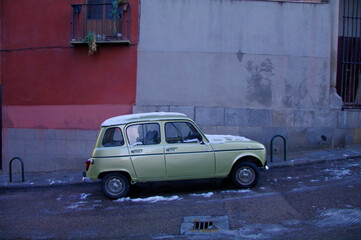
102;127;124;147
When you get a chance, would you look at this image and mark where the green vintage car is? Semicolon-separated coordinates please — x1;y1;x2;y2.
83;112;267;199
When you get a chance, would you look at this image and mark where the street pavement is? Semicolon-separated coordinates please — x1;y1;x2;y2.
0;155;360;239
1;144;361;189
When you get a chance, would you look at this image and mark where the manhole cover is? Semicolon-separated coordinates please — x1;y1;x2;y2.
180;216;229;235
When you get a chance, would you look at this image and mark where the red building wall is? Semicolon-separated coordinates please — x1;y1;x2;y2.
1;0;139;130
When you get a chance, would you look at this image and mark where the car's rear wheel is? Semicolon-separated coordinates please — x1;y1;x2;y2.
101;173;130;199
231;162;259;188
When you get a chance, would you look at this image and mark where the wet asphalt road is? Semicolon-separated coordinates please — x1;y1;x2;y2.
0;158;360;239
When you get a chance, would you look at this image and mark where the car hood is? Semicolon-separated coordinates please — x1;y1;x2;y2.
205;134;264;150
205;134;250;143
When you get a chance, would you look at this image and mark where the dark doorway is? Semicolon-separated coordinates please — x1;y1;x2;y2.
336;0;361;108
0;84;2;170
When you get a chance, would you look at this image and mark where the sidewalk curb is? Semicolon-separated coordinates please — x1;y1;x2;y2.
0;171;96;190
0;180;98;190
268;154;361;169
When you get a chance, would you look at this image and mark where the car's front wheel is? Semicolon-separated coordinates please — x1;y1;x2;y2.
101;173;130;199
231;162;259;189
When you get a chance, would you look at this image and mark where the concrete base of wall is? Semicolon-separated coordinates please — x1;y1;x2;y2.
133;105;361;153
2;128;98;173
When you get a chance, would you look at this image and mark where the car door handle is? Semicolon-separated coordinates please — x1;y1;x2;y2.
131;149;143;154
166;147;178;152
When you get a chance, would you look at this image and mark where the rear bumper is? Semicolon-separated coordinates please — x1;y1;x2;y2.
82;177;92;182
82;172;93;182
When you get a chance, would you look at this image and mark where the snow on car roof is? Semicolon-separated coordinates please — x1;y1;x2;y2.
102;112;188;126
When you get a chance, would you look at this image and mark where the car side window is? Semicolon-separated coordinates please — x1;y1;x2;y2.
102;127;124;147
165;122;202;144
127;123;161;146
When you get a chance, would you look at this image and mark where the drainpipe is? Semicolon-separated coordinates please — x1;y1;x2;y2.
328;0;340;88
330;0;342;110
330;0;340;88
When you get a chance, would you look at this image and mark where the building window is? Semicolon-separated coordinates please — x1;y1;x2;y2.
87;0;113;20
336;0;361;108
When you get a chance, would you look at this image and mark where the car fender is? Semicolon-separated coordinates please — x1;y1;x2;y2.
231;152;264;169
97;167;137;184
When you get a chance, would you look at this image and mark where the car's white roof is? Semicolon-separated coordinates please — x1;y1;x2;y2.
102;112;188;127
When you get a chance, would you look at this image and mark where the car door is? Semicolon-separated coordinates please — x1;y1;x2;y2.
164;121;215;178
126;123;166;180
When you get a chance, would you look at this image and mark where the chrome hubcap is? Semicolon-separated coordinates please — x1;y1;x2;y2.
107;178;124;193
237;167;255;185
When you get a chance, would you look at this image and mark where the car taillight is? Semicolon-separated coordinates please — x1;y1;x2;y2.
85;159;93;171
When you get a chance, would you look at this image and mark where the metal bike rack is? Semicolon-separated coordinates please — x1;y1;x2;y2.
270;135;287;162
9;157;25;182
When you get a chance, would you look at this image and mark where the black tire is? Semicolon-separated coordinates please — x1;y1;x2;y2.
101;173;130;199
231;162;259;189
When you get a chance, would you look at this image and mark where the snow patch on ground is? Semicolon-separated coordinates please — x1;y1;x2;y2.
310;179;320;182
314;208;361;228
151;234;176;239
189;192;214;198
281;219;303;227
323;168;352;179
344;162;361;168
285;176;300;180
48;180;65;186
221;189;252;194
66;201;88;209
238;223;290;239
288;185;323;193
115;195;182;203
80;193;91;200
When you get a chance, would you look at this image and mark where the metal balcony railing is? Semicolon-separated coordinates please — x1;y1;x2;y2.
71;1;130;44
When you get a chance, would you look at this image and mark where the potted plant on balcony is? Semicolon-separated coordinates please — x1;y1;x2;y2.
113;0;128;12
84;32;97;55
112;0;128;37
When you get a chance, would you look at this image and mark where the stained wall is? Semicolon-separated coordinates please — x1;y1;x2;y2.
1;0;139;172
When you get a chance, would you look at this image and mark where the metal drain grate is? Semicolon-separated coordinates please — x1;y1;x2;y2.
193;220;216;231
180;216;229;235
